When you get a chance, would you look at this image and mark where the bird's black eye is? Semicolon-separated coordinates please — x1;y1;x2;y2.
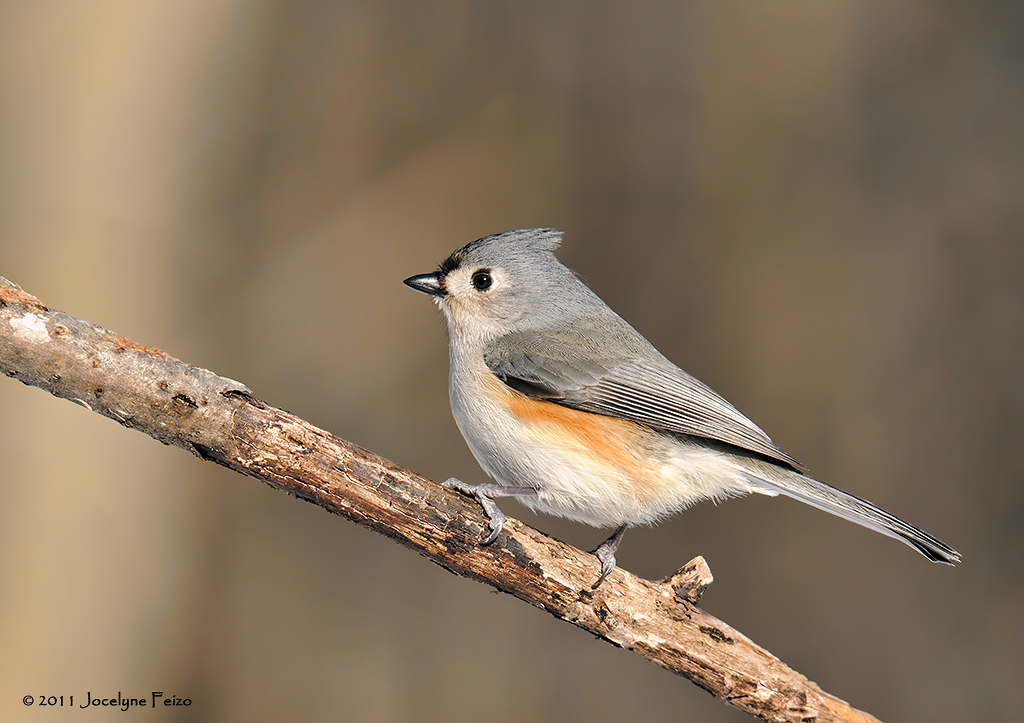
471;269;493;291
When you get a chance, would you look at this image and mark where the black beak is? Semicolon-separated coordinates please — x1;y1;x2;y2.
403;272;445;297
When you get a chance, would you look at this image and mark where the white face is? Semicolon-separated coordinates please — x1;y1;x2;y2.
437;263;517;345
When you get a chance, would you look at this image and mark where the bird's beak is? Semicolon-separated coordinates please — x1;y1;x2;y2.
403;272;445;297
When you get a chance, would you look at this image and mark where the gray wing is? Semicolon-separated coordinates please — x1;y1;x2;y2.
484;327;804;471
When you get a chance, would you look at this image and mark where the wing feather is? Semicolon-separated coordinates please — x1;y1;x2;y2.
484;327;803;470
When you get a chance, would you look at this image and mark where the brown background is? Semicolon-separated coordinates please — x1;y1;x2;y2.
1;3;1021;722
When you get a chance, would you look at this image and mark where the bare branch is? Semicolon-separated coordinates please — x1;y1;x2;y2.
0;276;880;723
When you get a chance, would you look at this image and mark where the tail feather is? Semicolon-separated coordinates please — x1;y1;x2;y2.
739;464;960;565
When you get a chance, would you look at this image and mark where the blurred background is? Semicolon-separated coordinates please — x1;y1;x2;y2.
1;2;1021;721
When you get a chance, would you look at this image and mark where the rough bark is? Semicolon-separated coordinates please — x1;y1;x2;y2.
0;276;881;723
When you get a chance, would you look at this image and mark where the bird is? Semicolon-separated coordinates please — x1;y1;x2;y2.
404;228;959;587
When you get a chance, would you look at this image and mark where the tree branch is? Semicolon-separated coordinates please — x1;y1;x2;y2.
0;276;880;723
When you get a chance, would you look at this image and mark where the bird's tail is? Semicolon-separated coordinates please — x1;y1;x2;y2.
738;460;960;564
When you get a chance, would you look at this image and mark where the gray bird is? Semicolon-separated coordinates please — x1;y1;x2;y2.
405;228;959;586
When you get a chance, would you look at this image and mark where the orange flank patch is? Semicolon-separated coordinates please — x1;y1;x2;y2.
499;380;664;497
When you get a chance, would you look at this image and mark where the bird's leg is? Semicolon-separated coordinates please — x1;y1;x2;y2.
590;524;628;588
441;478;537;545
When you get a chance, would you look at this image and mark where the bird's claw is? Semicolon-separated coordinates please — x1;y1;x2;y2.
442;478;509;545
589;524;628;589
591;546;617;588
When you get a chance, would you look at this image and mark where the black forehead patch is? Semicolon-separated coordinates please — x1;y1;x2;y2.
438;249;465;277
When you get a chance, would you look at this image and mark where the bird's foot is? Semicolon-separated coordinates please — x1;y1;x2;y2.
442;478;536;545
590;524;628;588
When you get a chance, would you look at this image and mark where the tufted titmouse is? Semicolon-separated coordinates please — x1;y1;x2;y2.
405;229;959;587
